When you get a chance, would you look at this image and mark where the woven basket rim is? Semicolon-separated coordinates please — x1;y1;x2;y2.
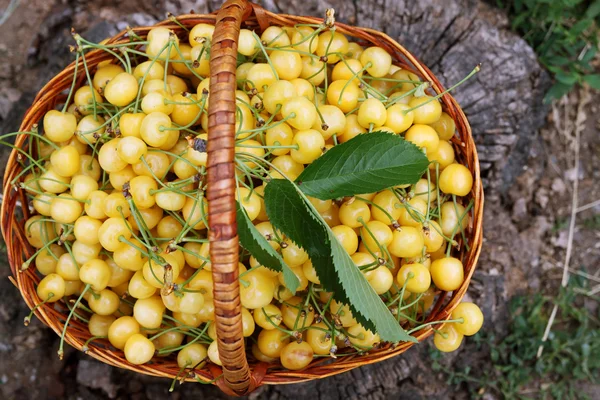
1;0;484;395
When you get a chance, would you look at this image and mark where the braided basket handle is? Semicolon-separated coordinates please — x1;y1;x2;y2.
207;0;266;395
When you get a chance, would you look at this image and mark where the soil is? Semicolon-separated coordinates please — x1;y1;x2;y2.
0;0;598;399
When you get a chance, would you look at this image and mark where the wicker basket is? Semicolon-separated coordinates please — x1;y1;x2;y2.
1;0;483;396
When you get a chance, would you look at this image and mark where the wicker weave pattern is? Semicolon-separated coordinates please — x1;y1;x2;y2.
1;0;483;396
207;0;255;394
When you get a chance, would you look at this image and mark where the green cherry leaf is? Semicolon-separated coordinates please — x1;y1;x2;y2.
235;200;299;294
264;179;415;343
295;132;429;200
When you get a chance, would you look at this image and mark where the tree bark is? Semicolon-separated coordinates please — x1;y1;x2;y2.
0;0;550;399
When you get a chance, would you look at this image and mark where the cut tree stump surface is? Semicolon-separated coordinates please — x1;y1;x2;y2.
0;0;553;399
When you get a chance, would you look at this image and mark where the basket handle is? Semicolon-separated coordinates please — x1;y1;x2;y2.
206;0;260;395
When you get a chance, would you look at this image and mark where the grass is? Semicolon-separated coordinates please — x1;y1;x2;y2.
553;214;600;232
430;274;600;399
581;214;600;229
551;216;569;233
496;0;600;102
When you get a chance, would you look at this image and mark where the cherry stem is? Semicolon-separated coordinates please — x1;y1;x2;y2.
161;314;207;337
24;293;55;326
163;41;173;92
76;35;128;67
148;324;194;342
131;41;172;112
357;216;394;267
171;40;204;81
195;372;222;385
169;364;188;392
82;335;106;353
408;318;464;335
399;292;425;311
261;307;292;335
403;65;481;115
21;236;61;271
156;321;212;354
62;50;81;113
355;194;397;226
385;86;419;108
58;283;90;360
445;197;474;257
79;49;99;118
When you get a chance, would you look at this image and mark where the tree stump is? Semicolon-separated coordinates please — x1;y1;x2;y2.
0;0;551;399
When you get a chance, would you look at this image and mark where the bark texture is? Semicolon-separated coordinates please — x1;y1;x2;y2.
0;0;552;399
